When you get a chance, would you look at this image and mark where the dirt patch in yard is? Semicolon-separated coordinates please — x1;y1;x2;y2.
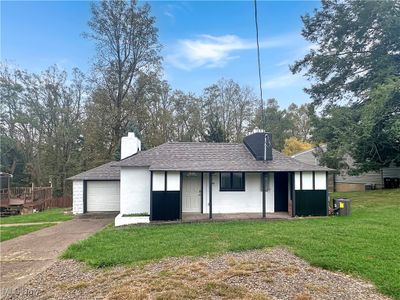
3;248;388;300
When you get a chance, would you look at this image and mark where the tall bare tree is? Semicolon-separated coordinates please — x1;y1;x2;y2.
286;103;313;141
171;91;202;142
85;0;161;157
203;79;256;142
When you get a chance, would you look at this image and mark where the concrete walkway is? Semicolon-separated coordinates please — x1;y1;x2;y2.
0;221;63;227
0;216;113;293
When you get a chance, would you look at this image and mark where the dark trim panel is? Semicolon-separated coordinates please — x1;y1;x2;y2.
300;171;303;190
312;171;315;190
83;180;87;213
262;172;266;218
209;172;213;219
150;171;153;221
295;190;327;216
179;171;183;220
164;171;168;191
326;171;329;216
151;191;180;221
289;173;294;201
201;172;204;214
291;172;296;217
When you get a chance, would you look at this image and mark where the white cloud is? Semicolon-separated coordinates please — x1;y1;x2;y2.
164;11;175;20
163;3;192;23
274;43;318;69
166;33;298;71
263;43;317;91
263;72;306;89
275;59;291;67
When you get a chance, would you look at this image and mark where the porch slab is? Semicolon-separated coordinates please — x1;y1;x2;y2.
182;212;291;222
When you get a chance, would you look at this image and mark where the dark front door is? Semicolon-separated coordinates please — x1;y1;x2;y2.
274;172;288;212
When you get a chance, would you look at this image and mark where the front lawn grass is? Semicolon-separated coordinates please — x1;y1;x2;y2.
63;189;400;299
0;208;73;224
0;223;54;242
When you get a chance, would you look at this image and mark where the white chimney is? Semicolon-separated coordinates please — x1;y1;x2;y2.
121;132;141;160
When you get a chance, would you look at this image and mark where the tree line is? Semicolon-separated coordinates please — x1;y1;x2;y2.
1;0;399;195
0;63;311;195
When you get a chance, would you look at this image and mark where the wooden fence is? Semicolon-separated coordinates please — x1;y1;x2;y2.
45;196;72;208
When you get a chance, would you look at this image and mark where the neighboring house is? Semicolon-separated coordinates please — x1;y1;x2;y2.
292;146;400;192
69;132;332;225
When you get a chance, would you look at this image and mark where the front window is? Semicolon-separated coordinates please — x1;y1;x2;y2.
220;172;245;191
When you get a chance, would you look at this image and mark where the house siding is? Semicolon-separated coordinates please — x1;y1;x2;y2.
334;168;399;191
335;171;383;187
201;172;275;214
120;167;150;215
72;180;84;214
382;167;400;178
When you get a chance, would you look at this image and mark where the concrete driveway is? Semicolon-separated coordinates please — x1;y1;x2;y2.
0;215;113;293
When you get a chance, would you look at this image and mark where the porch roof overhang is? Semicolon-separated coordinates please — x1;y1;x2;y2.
148;165;332;173
148;159;333;173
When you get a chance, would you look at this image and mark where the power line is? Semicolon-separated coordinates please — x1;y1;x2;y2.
253;0;265;130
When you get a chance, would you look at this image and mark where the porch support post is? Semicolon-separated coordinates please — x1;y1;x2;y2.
150;171;153;221
83;180;87;213
262;172;266;218
209;172;213;219
312;171;315;190
201;172;204;214
326;171;329;216
179;171;183;220
292;172;296;217
300;171;303;190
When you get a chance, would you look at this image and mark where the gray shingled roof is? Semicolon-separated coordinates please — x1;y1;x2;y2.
112;142;332;172
68;161;120;180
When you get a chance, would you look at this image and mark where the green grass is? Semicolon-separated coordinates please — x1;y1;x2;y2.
0;208;73;224
0;208;73;241
63;189;400;299
0;223;54;242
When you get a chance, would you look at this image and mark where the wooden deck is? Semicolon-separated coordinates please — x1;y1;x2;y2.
8;198;28;206
0;187;53;215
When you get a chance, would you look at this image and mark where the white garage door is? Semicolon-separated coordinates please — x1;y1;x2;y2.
87;181;120;212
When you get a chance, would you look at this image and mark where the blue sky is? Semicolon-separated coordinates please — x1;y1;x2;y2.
1;1;320;108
